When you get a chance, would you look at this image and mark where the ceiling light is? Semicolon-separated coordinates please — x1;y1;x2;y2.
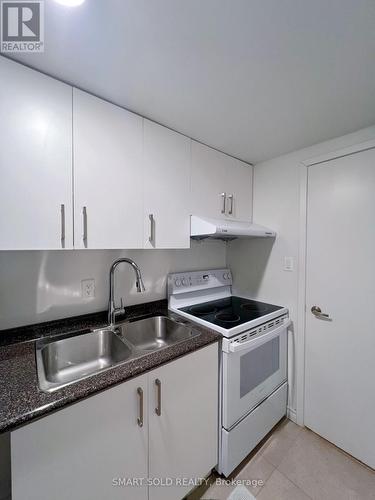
54;0;85;6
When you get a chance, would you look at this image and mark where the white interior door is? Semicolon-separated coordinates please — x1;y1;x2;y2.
305;147;375;468
0;57;73;250
73;89;143;249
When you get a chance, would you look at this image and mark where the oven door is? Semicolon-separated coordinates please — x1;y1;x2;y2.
222;321;289;430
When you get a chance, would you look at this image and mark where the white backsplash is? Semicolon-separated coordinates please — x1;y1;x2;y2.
0;240;226;330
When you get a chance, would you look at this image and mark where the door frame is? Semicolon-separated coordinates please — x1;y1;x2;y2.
295;137;375;426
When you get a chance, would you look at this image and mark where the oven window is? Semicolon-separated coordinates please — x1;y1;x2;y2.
240;338;280;398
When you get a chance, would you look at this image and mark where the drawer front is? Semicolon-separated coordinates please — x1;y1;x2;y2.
220;382;287;477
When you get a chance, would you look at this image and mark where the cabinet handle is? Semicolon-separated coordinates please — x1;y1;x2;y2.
82;206;88;248
228;194;234;215
137;387;144;427
60;204;65;248
155;379;161;416
220;193;226;214
148;214;154;245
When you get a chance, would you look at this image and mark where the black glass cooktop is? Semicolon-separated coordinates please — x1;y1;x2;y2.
179;296;283;329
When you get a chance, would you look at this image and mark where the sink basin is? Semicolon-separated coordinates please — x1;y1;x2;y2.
36;329;132;392
36;316;200;393
119;316;200;351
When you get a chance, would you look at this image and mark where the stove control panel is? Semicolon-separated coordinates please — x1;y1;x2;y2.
168;268;232;295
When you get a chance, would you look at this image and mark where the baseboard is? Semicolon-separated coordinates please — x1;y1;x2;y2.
287;406;297;423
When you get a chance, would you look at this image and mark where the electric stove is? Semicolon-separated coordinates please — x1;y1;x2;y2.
168;268;287;337
168;268;290;477
179;296;283;330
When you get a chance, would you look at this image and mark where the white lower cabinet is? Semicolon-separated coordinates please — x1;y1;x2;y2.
11;373;149;500
149;343;218;500
11;344;218;500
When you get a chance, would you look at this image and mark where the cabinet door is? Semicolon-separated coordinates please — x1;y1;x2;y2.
191;141;227;219
225;158;253;220
143;120;191;249
11;375;148;500
73;89;143;249
149;343;218;500
0;57;73;249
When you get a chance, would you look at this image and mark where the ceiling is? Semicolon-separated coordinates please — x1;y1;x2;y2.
10;0;375;163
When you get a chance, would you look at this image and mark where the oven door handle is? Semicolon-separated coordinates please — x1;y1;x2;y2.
229;320;291;353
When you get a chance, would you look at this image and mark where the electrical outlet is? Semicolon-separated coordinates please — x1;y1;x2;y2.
81;279;95;298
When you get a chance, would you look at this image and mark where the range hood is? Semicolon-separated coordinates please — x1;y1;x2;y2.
190;216;276;241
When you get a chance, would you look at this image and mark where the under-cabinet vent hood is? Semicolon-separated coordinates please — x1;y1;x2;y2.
190;216;276;241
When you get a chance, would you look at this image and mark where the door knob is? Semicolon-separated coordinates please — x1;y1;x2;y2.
311;306;331;319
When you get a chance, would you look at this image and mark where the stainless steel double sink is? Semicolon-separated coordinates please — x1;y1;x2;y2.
36;316;199;393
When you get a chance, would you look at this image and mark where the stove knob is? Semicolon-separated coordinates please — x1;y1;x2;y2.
181;278;187;286
223;272;228;280
174;278;181;287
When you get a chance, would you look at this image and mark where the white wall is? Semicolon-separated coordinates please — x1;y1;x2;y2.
0;240;226;330
227;124;375;417
3;123;375;417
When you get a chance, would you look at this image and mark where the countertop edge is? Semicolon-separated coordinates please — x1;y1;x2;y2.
2;336;220;434
0;304;221;434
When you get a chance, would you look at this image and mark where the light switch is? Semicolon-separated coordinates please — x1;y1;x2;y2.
283;257;294;272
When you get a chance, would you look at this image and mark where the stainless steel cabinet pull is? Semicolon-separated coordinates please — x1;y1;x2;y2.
82;207;88;247
221;193;226;214
137;387;144;427
155;379;161;416
60;204;65;248
228;194;234;215
311;306;331;320
148;214;154;244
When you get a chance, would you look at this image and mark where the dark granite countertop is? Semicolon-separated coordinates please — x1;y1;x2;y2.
0;300;220;433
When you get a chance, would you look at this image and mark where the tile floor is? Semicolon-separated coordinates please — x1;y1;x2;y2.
187;418;375;500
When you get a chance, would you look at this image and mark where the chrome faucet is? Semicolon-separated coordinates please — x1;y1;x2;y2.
108;258;146;326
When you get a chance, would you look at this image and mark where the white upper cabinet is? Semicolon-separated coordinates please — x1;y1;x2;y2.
143;120;191;249
191;141;228;219
0;57;73;250
191;141;253;221
0;58;252;250
225;156;253;220
73;89;143;249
